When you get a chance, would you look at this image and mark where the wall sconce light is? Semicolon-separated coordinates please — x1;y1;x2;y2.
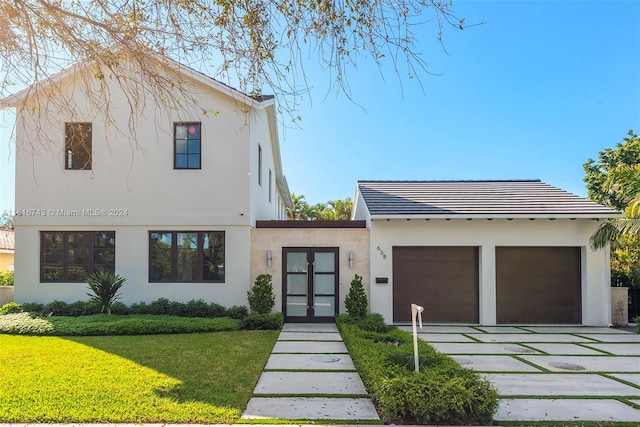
348;251;354;268
267;250;272;267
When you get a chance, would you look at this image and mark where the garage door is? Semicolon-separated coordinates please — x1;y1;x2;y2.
496;247;581;324
393;246;479;323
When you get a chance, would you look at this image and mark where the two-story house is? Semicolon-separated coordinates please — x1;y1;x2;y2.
3;57;292;308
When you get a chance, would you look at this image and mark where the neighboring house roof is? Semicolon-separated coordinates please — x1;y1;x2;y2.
0;229;15;252
356;180;621;219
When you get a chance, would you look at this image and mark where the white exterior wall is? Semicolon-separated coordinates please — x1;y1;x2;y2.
12;63;283;306
368;218;611;326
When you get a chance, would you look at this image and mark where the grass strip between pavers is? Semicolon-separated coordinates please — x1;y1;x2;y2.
602;373;640;390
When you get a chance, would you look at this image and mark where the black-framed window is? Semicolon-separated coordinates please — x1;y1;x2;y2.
65;123;92;170
149;231;224;282
174;123;201;169
40;231;115;282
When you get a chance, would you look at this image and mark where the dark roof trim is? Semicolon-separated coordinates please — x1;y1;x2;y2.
256;220;367;229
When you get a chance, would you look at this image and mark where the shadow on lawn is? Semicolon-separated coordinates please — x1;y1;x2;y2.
65;330;278;409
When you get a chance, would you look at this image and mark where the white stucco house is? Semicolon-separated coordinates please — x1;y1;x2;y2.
2;57;621;326
3;56;293;309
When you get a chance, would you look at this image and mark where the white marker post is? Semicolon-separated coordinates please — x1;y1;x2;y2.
411;303;424;373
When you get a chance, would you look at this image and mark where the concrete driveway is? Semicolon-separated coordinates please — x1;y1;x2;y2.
399;325;640;423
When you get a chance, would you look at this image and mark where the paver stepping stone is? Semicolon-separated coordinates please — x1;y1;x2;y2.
253;372;368;395
265;353;355;370
278;332;342;341
520;356;640;372
282;323;339;332
521;326;631;334
525;343;606;355
431;342;541;355
397;325;478;333
242;397;380;420
272;341;348;353
611;374;640;386
417;333;475;342
496;399;640;422
587;343;640;355
452;355;541;372
577;334;640;342
487;374;640;396
469;333;596;343
474;326;531;333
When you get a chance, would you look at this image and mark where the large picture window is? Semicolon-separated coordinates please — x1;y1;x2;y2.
149;231;225;282
65;122;92;170
174;123;201;169
40;231;115;282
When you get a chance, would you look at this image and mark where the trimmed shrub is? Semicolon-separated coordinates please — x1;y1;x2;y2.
0;302;22;315
634;316;640;333
44;300;71;316
226;305;248;319
344;273;368;318
20;302;45;315
241;312;283;330
207;302;227;318
109;301;130;315
247;274;275;315
337;316;499;424
148;298;172;315
129;301;150;314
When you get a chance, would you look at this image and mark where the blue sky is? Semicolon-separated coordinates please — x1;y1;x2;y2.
279;0;640;204
1;1;639;212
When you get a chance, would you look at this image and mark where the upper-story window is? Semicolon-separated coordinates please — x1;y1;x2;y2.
65;123;92;170
258;144;263;186
174;123;201;169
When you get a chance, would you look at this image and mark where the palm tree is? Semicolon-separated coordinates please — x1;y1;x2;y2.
590;164;640;249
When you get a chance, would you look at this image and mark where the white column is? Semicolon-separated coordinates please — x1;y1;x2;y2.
479;244;496;325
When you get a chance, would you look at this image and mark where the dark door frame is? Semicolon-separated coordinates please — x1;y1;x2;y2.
282;247;339;323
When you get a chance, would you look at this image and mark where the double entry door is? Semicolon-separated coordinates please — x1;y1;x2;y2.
283;248;339;322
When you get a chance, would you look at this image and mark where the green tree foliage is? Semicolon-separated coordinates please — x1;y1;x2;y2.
584;130;640;211
0;212;13;230
344;274;368;318
287;193;353;220
585;130;640;286
86;271;126;315
247;274;275;315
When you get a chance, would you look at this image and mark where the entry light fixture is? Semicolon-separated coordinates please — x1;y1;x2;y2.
348;251;354;268
267;250;272;267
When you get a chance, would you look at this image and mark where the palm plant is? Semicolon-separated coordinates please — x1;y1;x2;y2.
86;271;126;315
590;164;640;250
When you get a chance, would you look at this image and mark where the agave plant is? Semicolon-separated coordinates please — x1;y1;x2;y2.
86;271;126;315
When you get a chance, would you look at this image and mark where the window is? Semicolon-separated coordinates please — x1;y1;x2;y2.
65;123;92;170
269;169;272;203
149;231;224;282
174;123;201;169
40;231;115;282
258;144;263;186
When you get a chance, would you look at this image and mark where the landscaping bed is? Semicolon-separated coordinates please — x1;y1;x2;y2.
337;314;499;425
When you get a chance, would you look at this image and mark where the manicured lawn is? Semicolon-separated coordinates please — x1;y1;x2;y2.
0;330;278;423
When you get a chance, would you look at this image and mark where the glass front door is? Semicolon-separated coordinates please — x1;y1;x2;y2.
283;248;338;322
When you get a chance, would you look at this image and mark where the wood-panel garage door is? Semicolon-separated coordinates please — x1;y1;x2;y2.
393;246;479;323
496;247;581;324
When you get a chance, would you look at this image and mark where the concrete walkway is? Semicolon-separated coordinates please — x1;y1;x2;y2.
241;323;379;421
398;325;640;423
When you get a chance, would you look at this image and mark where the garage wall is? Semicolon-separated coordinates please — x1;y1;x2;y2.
368;218;610;326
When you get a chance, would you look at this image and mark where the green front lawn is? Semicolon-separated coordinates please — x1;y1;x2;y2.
0;330;278;423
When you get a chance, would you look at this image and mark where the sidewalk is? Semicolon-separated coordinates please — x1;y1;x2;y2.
241;323;380;421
